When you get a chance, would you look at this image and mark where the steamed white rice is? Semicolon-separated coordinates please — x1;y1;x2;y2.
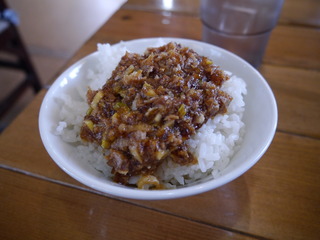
54;42;247;188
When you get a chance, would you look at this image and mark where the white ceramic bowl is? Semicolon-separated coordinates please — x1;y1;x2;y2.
39;38;277;200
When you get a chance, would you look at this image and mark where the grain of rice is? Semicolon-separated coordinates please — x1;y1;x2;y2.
53;42;247;188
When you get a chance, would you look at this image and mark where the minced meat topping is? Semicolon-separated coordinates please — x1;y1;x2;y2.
80;42;232;185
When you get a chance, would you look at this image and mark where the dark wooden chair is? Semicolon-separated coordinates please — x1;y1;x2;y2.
0;0;42;119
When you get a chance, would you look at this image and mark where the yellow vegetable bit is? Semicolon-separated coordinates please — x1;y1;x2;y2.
124;64;135;75
86;107;93;115
143;82;157;97
91;91;104;109
178;104;186;118
204;58;213;65
84;120;94;131
113;102;129;112
163;120;175;128
155;150;169;160
154;113;162;123
118;90;126;98
101;139;111;149
137;175;161;190
111;112;119;124
113;84;121;93
129;145;142;163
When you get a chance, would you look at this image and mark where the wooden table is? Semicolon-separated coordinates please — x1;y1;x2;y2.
1;1;319;239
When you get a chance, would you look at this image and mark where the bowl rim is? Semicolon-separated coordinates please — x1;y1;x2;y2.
39;37;278;200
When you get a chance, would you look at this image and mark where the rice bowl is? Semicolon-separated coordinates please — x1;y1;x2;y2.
39;38;277;200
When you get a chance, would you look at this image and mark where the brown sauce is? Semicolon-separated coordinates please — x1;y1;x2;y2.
80;42;232;185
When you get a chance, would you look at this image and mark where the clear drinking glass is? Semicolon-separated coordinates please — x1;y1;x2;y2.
201;0;284;68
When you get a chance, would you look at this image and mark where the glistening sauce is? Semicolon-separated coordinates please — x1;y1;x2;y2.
80;42;231;185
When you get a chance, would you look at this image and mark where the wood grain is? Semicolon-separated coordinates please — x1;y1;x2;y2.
281;0;320;27
260;65;320;138
0;90;319;239
66;9;320;74
265;25;320;70
0;90;82;186
1;1;319;239
0;168;259;240
132;132;320;240
123;0;201;16
123;0;320;28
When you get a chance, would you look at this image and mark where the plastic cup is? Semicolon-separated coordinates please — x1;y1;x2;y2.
201;0;284;68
